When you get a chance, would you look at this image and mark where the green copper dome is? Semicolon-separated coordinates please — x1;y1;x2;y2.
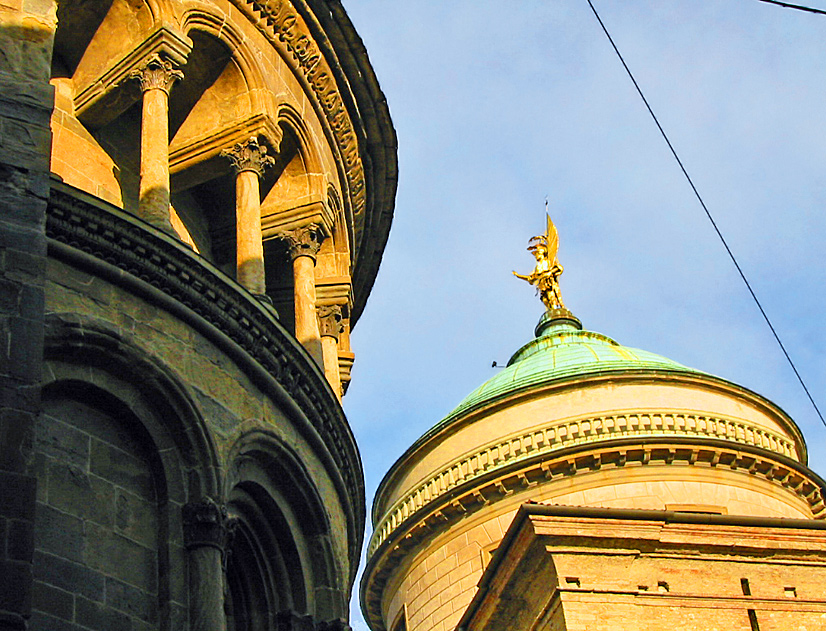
444;309;705;424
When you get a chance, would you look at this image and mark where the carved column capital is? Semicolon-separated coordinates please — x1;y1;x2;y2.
129;53;184;94
278;224;326;262
317;305;344;341
221;136;276;178
183;498;235;552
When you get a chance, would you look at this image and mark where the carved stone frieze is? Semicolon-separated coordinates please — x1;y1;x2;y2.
232;0;366;222
129;53;184;94
317;305;343;341
277;224;326;262
368;410;815;556
221;136;277;178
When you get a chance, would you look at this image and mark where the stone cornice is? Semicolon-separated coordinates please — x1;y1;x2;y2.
262;200;333;239
44;180;364;570
368;411;813;557
459;504;826;631
361;437;826;631
74;25;192;125
315;278;352;309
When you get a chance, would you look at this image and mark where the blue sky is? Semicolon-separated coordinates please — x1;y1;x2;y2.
338;1;826;627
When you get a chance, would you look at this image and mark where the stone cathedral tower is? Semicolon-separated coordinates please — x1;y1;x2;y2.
362;219;826;631
0;1;396;630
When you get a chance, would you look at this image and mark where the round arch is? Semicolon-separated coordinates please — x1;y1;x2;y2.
224;429;346;625
275;102;326;201
180;9;271;114
42;312;221;498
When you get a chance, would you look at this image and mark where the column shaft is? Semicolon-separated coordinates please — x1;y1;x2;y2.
188;547;227;631
294;255;323;366
139;87;174;232
321;335;341;397
221;136;275;297
235;170;265;294
183;499;231;631
317;305;344;398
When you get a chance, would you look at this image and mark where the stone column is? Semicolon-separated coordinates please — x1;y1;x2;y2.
183;498;233;631
278;225;325;366
220;137;275;297
317;305;344;397
130;54;183;235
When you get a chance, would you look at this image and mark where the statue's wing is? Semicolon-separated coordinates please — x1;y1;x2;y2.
546;213;559;262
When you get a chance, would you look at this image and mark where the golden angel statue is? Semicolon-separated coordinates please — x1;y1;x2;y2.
513;213;566;311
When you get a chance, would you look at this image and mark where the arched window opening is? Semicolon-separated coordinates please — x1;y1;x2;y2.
226;481;307;631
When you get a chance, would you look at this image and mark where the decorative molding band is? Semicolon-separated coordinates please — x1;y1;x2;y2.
45;182;363;522
315;278;352;309
361;440;826;629
261;200;332;239
338;350;354;395
234;0;367;228
369;412;808;556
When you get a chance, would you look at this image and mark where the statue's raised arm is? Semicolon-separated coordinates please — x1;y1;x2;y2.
513;213;566;311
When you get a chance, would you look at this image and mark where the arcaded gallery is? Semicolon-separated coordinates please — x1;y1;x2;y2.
1;1;826;631
0;0;394;629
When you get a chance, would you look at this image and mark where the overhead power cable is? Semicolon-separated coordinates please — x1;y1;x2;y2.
585;0;826;428
756;0;826;16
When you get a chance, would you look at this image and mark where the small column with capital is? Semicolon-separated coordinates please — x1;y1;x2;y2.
221;137;275;297
278;225;325;366
183;498;234;631
317;305;344;397
129;54;183;235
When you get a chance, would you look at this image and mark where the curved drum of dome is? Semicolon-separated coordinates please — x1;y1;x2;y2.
362;310;826;631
